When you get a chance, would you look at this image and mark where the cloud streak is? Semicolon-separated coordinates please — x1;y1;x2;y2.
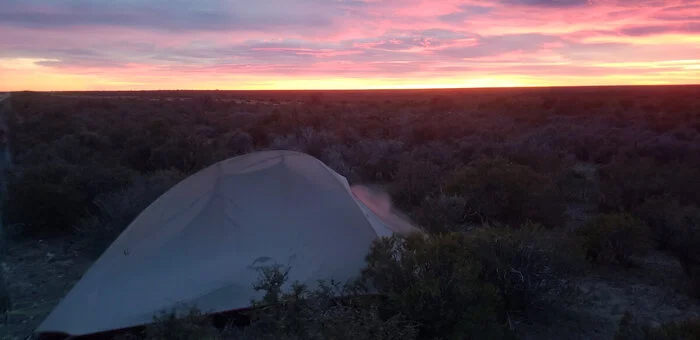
1;0;699;90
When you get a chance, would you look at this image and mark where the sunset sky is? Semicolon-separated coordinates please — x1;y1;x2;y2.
1;0;699;90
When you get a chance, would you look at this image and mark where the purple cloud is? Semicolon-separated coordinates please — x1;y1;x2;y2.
436;33;561;59
0;0;337;33
439;5;494;24
619;22;700;36
499;0;590;7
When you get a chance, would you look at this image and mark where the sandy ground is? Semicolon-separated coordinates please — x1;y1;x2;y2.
1;238;93;339
519;251;700;339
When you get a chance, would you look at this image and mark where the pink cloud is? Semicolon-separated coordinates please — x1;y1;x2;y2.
0;0;699;90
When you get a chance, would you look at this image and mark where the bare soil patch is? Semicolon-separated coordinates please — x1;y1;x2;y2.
1;238;92;339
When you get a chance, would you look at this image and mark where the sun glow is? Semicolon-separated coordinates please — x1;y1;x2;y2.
1;0;699;91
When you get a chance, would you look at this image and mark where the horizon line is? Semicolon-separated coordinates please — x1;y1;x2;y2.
4;83;700;93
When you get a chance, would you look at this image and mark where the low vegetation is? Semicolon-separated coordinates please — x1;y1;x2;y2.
577;213;652;267
465;225;583;316
615;312;700;340
114;227;582;339
0;272;10;322
362;233;510;339
2;161;134;237
443;156;565;228
122;264;418;340
2;87;700;338
75;170;185;257
143;307;220;340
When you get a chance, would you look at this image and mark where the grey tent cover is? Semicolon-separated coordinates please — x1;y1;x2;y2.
37;150;418;336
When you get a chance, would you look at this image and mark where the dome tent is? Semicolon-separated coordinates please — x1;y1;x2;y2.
36;150;418;337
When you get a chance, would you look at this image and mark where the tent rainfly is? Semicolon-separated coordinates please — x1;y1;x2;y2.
36;150;418;337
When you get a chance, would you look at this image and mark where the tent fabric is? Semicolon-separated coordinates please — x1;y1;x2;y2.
37;150;417;336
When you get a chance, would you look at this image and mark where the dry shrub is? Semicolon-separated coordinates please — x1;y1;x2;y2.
557;165;599;204
2;161;134;237
636;196;683;251
213;129;254;161
136;263;418;340
660;205;700;279
598;158;700;213
616;312;700;340
361;233;512;339
576;213;652;267
413;194;469;233
467;225;584;317
0;271;10;322
637;199;700;297
388;159;442;212
145;307;220;340
636;198;700;272
239;266;418;340
76;169;185;257
444;156;565;228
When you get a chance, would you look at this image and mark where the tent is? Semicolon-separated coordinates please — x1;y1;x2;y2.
37;150;418;337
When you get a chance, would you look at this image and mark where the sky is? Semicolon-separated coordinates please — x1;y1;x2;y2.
1;0;699;90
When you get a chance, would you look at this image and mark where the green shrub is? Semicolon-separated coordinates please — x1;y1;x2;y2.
636;198;700;275
598;158;700;213
7;98;77;158
112;307;220;340
691;274;700;299
121;263;417;340
361;233;511;339
76;169;185;257
213;129;253;160
576;213;652;267
241;230;577;339
615;312;647;340
145;307;220;340
234;264;418;340
651;320;700;340
467;225;583;316
616;312;700;340
556;165;599;204
598;158;664;212
444;156;565;228
412;193;468;233
388;159;442;212
634;199;700;296
17;133;113;166
3;162;87;236
663;205;700;279
2;162;134;237
0;271;10;322
148;133;217;174
640;201;700;297
636;197;683;251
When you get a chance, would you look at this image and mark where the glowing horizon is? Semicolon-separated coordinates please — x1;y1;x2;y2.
1;0;699;91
